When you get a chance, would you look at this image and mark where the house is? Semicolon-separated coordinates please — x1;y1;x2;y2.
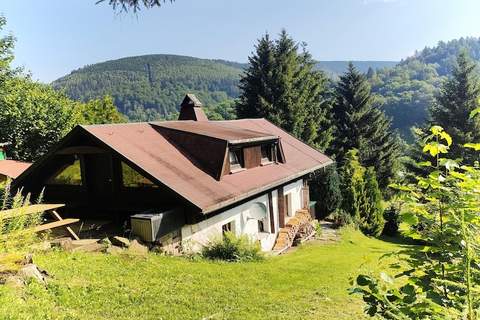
0;143;31;182
12;94;333;252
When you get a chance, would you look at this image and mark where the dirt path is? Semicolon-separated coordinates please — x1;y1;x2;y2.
316;220;341;244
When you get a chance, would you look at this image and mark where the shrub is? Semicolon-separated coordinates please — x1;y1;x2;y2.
202;232;264;262
0;183;44;253
310;164;342;219
359;167;384;237
340;149;365;222
382;205;399;236
330;209;354;227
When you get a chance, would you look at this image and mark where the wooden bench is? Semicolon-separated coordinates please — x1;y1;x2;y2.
0;203;80;240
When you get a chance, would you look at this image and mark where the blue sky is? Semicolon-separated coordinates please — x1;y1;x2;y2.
2;0;480;82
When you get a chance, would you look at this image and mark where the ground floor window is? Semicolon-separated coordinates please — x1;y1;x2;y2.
258;220;265;232
285;193;293;217
222;221;233;235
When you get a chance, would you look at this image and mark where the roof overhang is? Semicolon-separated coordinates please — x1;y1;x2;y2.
201;159;334;214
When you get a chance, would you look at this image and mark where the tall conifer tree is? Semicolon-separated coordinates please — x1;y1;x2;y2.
330;63;400;189
237;30;332;150
429;51;480;162
360;167;385;237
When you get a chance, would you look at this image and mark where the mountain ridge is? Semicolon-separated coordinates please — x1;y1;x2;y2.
52;54;398;121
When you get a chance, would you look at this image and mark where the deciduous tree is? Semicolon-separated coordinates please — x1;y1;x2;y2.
429;51;480;162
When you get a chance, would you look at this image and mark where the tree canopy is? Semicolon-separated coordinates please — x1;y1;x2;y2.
237;30;333;150
0;16;125;161
330;63;400;189
96;0;173;11
429;51;480;162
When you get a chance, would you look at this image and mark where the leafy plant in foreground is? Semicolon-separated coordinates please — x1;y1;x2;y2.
352;125;480;319
0;183;44;253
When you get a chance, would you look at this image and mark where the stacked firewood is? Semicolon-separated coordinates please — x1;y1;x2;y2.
273;209;313;253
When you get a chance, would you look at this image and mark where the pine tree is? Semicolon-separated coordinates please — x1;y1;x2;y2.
237;30;333;150
237;34;276;121
330;63;400;189
360;167;385;237
429;51;480;162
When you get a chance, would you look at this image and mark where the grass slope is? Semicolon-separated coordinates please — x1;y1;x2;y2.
0;228;408;320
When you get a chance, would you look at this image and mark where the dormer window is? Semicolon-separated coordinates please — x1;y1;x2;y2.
229;149;244;172
261;144;273;164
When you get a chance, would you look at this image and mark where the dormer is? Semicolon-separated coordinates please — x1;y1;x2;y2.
150;121;285;181
226;139;285;174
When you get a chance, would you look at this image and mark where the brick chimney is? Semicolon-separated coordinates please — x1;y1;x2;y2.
178;94;208;121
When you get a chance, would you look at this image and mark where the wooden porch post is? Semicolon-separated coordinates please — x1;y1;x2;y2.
302;179;310;209
268;192;275;233
277;186;285;228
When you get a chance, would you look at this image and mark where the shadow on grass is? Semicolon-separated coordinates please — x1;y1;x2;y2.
378;233;425;247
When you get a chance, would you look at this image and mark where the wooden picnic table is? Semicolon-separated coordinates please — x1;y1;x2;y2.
0;203;80;240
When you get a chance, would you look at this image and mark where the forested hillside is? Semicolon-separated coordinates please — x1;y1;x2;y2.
52;55;245;121
316;60;397;77
372;37;480;139
52;55;396;121
53;38;480;138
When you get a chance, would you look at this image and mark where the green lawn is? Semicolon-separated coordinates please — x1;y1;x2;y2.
0;228;409;320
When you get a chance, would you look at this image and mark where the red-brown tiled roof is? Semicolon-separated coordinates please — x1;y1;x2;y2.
152;120;278;144
82;119;332;213
0;160;31;179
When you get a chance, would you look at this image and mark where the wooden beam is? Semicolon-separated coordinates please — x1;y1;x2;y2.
51;210;80;240
57;146;108;155
0;204;65;219
34;218;79;233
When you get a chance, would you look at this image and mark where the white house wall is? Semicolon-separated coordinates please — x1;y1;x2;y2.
181;178;304;252
283;179;304;221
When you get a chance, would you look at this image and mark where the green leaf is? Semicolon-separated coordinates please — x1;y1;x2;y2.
439;131;452;146
356;275;372;286
430;125;444;135
402;212;418;226
470;106;480;119
464;143;480;151
423;143;448;157
417;161;432;167
439;158;458;171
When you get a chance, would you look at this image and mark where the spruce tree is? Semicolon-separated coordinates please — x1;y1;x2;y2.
360;167;385;237
237;34;276;121
429;51;480;162
237;30;333;151
330;63;400;189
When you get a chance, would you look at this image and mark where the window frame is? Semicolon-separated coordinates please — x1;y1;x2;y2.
260;144;274;165
120;161;159;189
228;148;245;173
222;221;234;236
47;158;83;186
